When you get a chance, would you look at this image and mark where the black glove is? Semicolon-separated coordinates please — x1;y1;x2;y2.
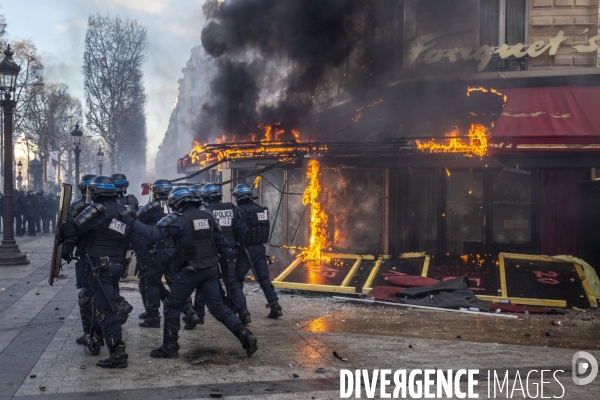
120;209;135;225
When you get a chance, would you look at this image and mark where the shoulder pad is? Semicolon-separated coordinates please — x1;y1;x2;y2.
137;200;162;218
127;194;139;208
73;203;106;231
156;212;180;228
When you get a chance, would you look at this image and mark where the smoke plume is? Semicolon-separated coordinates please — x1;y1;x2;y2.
197;0;368;142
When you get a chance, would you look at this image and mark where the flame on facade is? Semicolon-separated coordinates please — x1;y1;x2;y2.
302;160;330;263
466;86;507;104
416;123;489;158
252;175;261;188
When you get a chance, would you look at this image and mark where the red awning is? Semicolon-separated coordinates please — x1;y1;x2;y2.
490;86;600;153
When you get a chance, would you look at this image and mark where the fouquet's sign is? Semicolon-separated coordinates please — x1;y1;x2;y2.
410;30;600;71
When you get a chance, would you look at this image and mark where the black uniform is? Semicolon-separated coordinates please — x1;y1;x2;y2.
235;199;279;304
45;196;58;232
61;198;149;351
14;191;24;236
129;204;254;352
196;200;249;318
136;198;177;322
117;193;139;209
23;193;37;236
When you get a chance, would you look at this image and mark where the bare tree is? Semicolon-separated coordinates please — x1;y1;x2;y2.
19;83;83;185
83;14;148;177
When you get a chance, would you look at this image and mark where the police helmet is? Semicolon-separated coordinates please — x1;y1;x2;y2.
90;175;117;197
189;184;202;200
201;183;222;202
79;174;96;193
111;173;129;191
232;183;257;202
35;190;44;196
168;187;199;209
152;179;172;197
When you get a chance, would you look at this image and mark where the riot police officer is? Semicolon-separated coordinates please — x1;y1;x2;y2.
34;190;44;232
136;179;175;328
120;187;258;359
61;176;150;368
197;183;251;325
62;174;97;349
23;190;37;236
13;189;24;237
233;183;283;319
45;193;58;233
112;173;139;209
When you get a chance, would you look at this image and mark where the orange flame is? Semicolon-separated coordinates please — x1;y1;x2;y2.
467;86;507;104
416;124;489;158
252;176;261;189
302;160;330;262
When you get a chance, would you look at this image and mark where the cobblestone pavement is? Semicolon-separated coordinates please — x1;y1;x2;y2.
1;235;599;399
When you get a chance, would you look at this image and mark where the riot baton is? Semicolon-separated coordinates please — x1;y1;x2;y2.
83;254;116;313
241;245;259;280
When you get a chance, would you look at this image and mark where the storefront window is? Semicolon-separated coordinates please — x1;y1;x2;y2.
493;170;532;253
446;170;484;254
415;169;438;253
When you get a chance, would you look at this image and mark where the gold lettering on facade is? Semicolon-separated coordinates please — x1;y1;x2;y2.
409;30;598;71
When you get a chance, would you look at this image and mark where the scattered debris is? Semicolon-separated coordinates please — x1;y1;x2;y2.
293;374;299;378
251;288;261;292
1;288;4;291
550;320;562;326
30;374;36;378
79;365;86;369
36;293;40;295
209;388;223;398
55;308;59;310
456;335;462;339
39;386;46;391
315;368;326;373
288;363;293;367
572;307;587;313
525;333;531;337
333;351;347;361
409;345;414;349
544;332;550;337
59;317;65;320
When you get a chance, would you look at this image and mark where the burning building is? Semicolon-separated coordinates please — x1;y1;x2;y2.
174;0;600;283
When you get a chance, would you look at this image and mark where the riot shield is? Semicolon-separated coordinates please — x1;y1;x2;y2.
49;183;72;286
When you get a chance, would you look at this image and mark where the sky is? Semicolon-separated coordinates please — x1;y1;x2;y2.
1;0;206;168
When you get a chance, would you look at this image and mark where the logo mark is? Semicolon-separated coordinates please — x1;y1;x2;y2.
572;351;598;386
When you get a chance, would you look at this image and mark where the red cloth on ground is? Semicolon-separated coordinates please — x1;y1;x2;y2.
387;275;440;288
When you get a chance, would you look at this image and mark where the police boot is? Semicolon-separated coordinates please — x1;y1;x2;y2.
76;334;87;345
138;311;148;319
266;300;283;319
235;327;258;357
150;337;180;359
238;308;252;325
139;316;161;328
97;341;128;368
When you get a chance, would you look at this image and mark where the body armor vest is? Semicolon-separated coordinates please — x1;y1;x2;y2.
238;201;270;246
117;194;139;209
180;208;219;270
85;204;128;259
206;202;236;247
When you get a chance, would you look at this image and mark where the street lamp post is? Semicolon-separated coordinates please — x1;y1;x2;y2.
96;147;104;175
16;160;22;189
71;124;83;193
0;45;28;265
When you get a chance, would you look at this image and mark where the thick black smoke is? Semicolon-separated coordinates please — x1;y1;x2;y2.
197;0;368;141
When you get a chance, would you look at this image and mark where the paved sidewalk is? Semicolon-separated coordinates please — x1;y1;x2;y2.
0;235;599;399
